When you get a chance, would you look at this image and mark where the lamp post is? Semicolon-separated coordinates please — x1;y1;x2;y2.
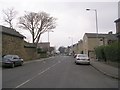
86;8;99;60
68;37;73;46
86;8;99;46
48;30;54;43
86;9;98;34
68;37;74;55
47;30;54;53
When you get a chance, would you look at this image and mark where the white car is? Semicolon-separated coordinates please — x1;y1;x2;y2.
75;54;90;65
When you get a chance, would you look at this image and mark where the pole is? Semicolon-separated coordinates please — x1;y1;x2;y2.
69;37;73;55
95;10;98;34
95;9;99;46
48;31;49;42
86;8;99;60
86;9;99;46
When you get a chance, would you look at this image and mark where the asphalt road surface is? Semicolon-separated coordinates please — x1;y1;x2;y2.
2;55;118;88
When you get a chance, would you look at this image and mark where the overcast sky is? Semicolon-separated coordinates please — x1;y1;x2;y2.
0;0;119;49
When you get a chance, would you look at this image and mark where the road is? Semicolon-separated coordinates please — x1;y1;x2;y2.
2;55;118;88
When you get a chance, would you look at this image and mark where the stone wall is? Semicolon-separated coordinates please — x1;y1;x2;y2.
24;46;39;60
2;34;39;61
2;34;25;57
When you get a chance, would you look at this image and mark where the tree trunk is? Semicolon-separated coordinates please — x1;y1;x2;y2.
36;33;41;44
32;29;35;43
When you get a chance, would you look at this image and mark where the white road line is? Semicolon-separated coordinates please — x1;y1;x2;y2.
15;80;30;88
15;61;61;88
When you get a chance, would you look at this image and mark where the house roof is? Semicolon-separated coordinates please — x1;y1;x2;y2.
24;41;36;48
37;42;50;48
0;25;25;38
85;33;108;38
85;33;117;40
114;18;120;23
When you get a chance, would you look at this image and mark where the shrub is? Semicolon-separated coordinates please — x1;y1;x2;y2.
104;42;119;62
95;42;120;62
95;46;105;61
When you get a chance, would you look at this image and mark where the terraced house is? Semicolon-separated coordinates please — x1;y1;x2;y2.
115;18;120;41
72;40;83;54
83;32;117;59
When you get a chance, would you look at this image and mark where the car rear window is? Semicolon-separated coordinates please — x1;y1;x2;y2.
78;54;88;57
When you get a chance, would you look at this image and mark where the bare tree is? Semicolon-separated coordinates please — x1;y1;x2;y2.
2;8;17;29
19;11;57;44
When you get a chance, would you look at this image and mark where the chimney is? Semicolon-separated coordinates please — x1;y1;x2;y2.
108;31;112;34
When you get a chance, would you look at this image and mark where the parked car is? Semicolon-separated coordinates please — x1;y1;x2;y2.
75;54;90;65
2;55;24;68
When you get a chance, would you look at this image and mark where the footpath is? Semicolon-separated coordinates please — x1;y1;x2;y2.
90;59;119;79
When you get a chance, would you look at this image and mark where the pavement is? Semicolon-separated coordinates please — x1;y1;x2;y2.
90;59;119;80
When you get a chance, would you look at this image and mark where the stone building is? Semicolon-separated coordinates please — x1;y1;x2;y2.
1;25;38;60
37;42;50;52
83;32;117;59
77;40;83;54
1;25;25;58
114;18;120;41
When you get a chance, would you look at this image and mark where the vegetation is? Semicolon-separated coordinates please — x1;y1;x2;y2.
37;48;48;58
58;46;66;54
95;42;120;62
2;8;17;29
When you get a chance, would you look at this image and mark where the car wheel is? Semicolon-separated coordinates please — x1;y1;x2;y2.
20;62;23;66
11;63;15;68
75;61;78;65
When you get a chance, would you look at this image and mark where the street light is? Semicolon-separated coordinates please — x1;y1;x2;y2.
86;8;98;34
68;37;73;46
86;8;99;46
48;30;54;42
47;30;54;53
68;37;74;55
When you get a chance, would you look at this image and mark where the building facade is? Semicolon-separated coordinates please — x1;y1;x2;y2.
37;42;50;52
1;25;38;60
115;18;120;41
1;25;25;58
83;32;117;59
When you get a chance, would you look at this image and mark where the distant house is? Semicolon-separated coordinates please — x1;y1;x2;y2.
37;42;50;52
67;39;83;55
77;40;83;54
72;44;78;54
83;32;117;59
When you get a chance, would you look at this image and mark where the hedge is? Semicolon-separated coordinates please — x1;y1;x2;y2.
95;42;120;62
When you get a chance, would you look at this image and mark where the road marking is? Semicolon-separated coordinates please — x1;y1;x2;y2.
15;80;30;88
15;61;61;88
